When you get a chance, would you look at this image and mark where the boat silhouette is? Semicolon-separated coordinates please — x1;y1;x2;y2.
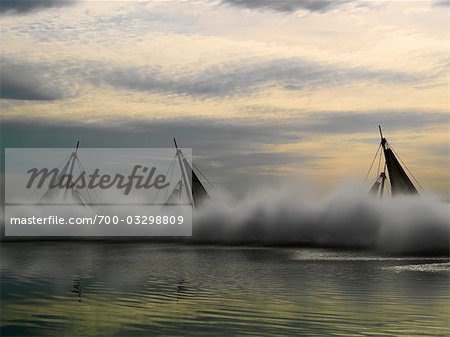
163;138;211;208
367;126;421;198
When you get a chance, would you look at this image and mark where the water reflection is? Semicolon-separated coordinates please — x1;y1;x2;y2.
72;277;82;302
1;242;449;336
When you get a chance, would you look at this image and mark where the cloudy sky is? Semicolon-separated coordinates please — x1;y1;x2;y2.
1;0;449;198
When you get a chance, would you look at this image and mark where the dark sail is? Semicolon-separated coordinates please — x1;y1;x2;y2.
170;138;210;208
182;157;209;206
383;147;418;195
368;127;419;198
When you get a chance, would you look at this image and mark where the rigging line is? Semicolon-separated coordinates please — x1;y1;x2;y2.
192;162;216;190
369;146;385;186
390;145;424;190
369;168;380;185
75;158;94;205
152;154;176;204
55;152;73;170
370;174;378;185
74;157;93;203
76;156;100;204
180;151;215;190
22;151;73;203
385;173;391;195
376;143;383;176
364;143;381;182
162;155;177;202
165;155;177;201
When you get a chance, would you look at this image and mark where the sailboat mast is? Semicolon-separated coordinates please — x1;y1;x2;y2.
173;138;194;206
379;125;387;150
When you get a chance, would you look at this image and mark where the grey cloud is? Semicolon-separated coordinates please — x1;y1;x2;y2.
221;0;351;13
432;0;450;7
302;110;450;135
0;116;304;192
0;62;66;101
0;116;298;153
2;110;446;149
91;58;419;98
0;0;77;14
2;109;447;192
1;56;426;101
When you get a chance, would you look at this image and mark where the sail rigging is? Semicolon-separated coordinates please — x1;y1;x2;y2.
40;142;92;206
369;171;386;199
181;157;209;206
367;126;419;198
163;138;210;208
163;180;183;206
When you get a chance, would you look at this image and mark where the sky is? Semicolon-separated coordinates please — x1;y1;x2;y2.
0;0;449;198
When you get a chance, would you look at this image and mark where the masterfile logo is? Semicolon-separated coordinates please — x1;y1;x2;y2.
26;164;171;196
5;148;193;236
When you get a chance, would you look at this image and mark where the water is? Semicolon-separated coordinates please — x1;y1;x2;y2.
1;242;449;336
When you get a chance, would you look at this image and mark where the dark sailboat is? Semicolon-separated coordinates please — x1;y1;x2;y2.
367;126;420;198
163;138;210;208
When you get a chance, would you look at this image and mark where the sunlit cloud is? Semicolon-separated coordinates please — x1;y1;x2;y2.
89;58;424;98
0;0;448;198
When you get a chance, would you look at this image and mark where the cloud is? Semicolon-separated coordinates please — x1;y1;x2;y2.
3;109;446;149
302;110;450;135
0;67;64;101
221;0;352;13
0;56;429;101
0;0;77;14
432;0;450;7
91;58;420;98
1;109;447;194
2;109;446;166
0;59;66;101
0;116;306;191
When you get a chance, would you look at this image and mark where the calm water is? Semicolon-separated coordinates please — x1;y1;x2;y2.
1;242;449;336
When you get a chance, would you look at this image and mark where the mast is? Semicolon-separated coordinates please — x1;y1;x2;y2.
379;125;386;151
173;138;194;206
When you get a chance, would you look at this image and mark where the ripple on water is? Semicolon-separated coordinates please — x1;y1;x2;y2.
1;243;449;337
383;262;450;273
